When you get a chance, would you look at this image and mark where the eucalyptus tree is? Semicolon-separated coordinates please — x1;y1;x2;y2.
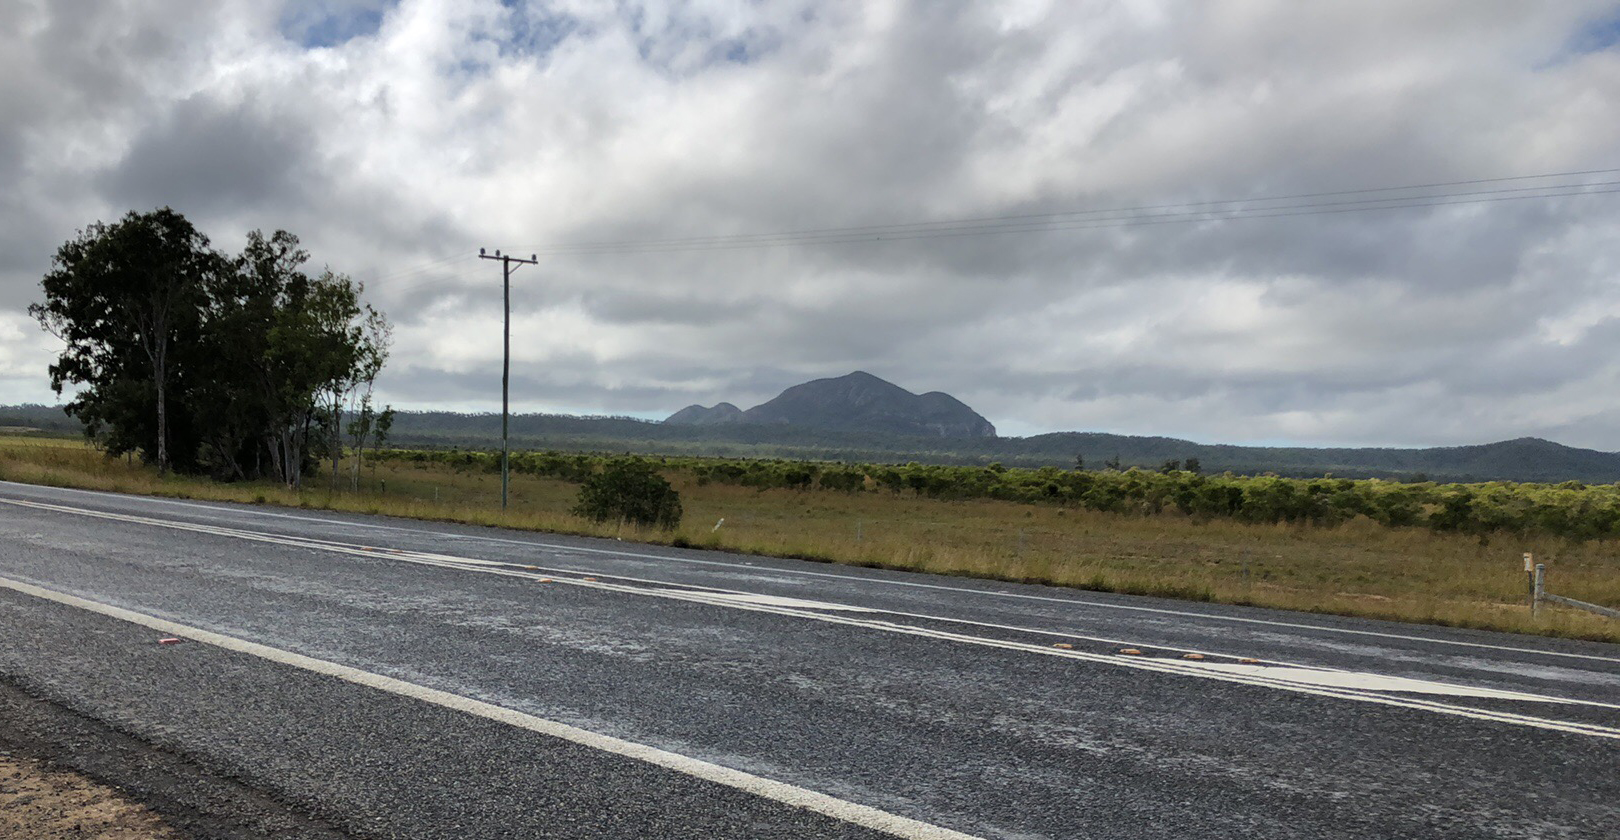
31;208;219;474
35;212;391;486
236;233;389;489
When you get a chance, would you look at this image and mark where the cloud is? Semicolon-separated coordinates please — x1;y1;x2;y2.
98;94;313;216
3;0;1620;447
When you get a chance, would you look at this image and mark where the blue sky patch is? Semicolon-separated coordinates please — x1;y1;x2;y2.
279;1;394;49
1567;9;1620;54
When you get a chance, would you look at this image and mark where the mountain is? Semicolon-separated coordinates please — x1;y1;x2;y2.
664;402;744;426
11;400;1620;483
1010;433;1620;483
667;371;997;438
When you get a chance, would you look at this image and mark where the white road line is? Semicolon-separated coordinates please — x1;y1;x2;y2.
0;574;984;840
9;481;1616;666
10;493;1606;694
5;496;1619;737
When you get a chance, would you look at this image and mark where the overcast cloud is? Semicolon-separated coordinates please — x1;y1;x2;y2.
4;0;1620;447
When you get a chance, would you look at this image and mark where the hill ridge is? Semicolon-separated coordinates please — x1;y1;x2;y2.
6;403;1617;483
668;371;997;438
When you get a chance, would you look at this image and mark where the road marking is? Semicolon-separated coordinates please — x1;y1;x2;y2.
9;492;1600;691
1164;661;1582;703
4;495;1619;738
0;574;985;840
9;482;1616;666
663;591;880;612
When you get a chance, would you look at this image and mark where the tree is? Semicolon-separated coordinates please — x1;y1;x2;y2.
572;459;683;529
240;241;386;489
321;294;391;491
33;214;391;486
31;208;219;474
1160;459;1182;474
1073;454;1085;471
348;393;395;491
1184;457;1202;475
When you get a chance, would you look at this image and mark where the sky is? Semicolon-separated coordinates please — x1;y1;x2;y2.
3;1;1620;448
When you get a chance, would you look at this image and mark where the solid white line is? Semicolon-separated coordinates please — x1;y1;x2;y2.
6;482;1620;667
3;494;1591;697
6;496;1619;735
13;481;1616;666
0;574;984;840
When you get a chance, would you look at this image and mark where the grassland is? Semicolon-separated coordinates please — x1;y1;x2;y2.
2;433;1617;643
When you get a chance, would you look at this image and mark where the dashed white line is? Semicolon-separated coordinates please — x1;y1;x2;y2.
7;481;1616;666
4;495;1619;738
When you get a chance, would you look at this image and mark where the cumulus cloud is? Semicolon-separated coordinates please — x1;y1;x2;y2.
3;0;1620;448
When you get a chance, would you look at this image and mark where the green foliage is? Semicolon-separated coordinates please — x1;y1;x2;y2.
30;207;220;474
571;459;683;529
371;446;1620;542
32;210;389;486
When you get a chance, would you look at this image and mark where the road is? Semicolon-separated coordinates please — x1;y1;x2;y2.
0;479;1616;839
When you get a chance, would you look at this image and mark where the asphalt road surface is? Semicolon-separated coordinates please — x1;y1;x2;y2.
0;480;1616;839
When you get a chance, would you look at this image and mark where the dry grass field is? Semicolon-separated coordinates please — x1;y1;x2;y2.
3;433;1617;642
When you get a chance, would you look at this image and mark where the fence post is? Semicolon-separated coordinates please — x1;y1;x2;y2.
1532;563;1546;617
1523;552;1534;602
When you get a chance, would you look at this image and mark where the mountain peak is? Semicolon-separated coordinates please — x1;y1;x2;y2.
665;372;995;438
665;402;744;426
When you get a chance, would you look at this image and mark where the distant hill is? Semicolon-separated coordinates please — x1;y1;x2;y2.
665;402;744;426
668;371;997;438
373;417;1620;483
0;404;77;435
1009;432;1620;484
8;401;1620;483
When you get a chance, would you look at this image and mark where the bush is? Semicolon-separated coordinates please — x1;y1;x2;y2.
370;446;1620;542
572;458;682;529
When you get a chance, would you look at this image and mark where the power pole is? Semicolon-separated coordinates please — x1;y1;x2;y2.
478;248;537;512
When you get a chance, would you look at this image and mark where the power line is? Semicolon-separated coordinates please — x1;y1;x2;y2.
358;251;479;284
372;182;1620;284
524;165;1613;254
536;182;1619;255
526;181;1620;257
355;167;1620;274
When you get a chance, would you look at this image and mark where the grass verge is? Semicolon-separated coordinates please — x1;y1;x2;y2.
3;434;1617;643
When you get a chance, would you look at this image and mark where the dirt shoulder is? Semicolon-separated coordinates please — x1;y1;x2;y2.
1;752;184;839
0;676;352;840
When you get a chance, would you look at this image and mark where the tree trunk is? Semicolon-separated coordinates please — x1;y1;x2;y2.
352;436;363;492
295;413;311;491
330;416;340;494
154;345;169;475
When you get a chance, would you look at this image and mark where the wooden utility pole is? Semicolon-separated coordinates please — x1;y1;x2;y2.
478;248;537;512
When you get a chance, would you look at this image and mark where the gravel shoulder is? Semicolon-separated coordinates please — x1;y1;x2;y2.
0;676;352;840
0;752;183;840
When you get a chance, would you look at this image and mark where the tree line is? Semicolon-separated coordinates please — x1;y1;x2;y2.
375;447;1620;541
31;208;392;486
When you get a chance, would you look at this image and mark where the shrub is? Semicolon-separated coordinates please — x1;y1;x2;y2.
572;458;682;529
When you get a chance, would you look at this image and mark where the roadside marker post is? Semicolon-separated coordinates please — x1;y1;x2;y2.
1531;561;1620;620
